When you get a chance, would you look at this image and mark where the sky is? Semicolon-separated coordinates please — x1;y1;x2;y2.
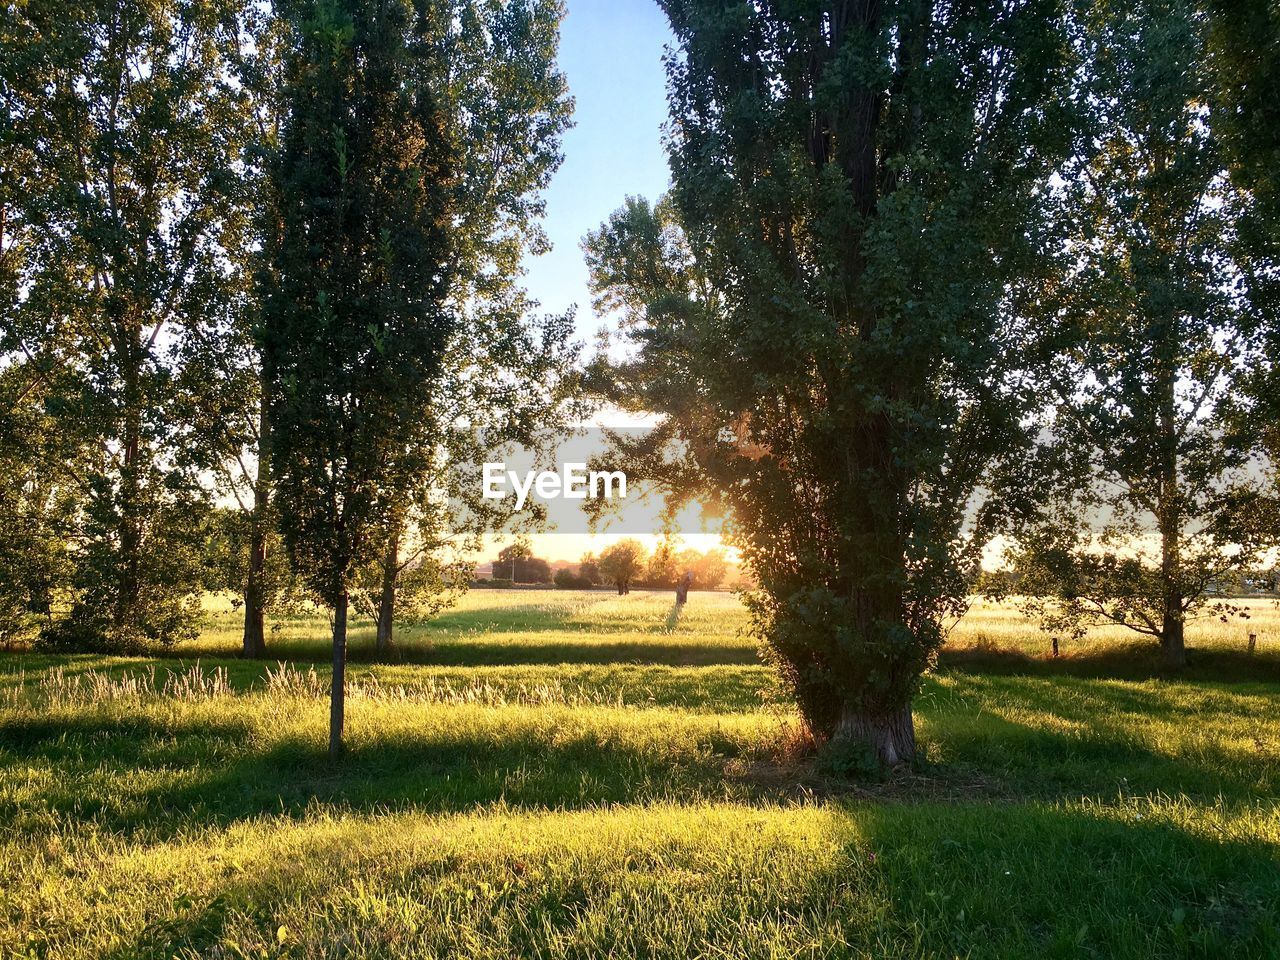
520;0;675;344
483;1;690;565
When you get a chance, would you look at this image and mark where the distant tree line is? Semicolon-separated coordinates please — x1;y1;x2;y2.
480;539;730;593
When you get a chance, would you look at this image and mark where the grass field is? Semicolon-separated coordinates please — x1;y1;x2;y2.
2;590;1278;958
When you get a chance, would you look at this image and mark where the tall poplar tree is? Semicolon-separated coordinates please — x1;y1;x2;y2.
587;1;1072;762
352;0;577;655
263;0;455;756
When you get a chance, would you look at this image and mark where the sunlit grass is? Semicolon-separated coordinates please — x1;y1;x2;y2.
4;798;1276;959
188;589;757;665
179;589;1280;669
948;595;1280;658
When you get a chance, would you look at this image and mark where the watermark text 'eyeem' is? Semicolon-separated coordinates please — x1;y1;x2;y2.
482;462;627;511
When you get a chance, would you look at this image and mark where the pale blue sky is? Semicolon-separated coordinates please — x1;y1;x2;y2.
521;0;674;340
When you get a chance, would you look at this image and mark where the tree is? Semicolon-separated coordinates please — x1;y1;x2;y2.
644;540;679;587
577;553;602;586
1;0;256;650
497;538;532;581
585;0;1073;763
1203;1;1280;538
174;0;576;659
495;541;551;583
1205;0;1280;255
352;509;472;653
170;3;292;659
351;0;577;653
553;567;595;589
598;539;645;595
681;548;727;591
198;506;307;626
1010;0;1272;666
263;0;456;757
0;373;75;647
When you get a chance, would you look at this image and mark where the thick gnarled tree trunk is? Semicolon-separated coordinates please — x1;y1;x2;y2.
835;702;916;766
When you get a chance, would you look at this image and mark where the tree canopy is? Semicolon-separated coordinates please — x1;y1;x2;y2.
587;0;1076;761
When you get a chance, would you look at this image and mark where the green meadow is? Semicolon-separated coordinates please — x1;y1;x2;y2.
2;590;1279;959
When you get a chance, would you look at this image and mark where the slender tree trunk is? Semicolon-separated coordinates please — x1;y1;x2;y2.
835;701;916;765
116;329;143;633
1160;502;1186;668
241;523;268;659
375;530;399;656
242;394;270;659
330;587;348;759
1156;326;1186;669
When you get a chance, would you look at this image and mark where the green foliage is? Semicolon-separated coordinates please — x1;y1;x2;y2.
262;0;457;605
200;508;309;616
1;0;257;650
0;386;74;647
682;548;728;591
39;496;212;653
492;540;552;584
587;0;1074;750
577;554;602;586
553;567;595;589
1203;1;1280;522
815;733;883;780
597;539;646;591
1012;0;1275;662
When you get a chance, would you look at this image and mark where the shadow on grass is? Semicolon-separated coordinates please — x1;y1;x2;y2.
911;674;1280;803
93;795;1280;960
939;642;1280;685
848;801;1280;958
661;601;685;635
341;639;759;667
0;710;746;840
4;670;1277;847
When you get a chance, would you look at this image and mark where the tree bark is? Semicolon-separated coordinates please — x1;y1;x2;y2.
242;393;270;659
375;530;399;656
1161;610;1186;668
1159;473;1186;669
330;588;347;759
115;326;143;633
834;701;916;766
1156;325;1186;669
241;523;267;659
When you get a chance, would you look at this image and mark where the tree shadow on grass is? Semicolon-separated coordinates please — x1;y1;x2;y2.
382;638;759;667
848;800;1280;958
5;674;1277;852
88;794;1280;960
0;710;750;841
939;643;1280;685
907;676;1280;804
662;601;684;634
